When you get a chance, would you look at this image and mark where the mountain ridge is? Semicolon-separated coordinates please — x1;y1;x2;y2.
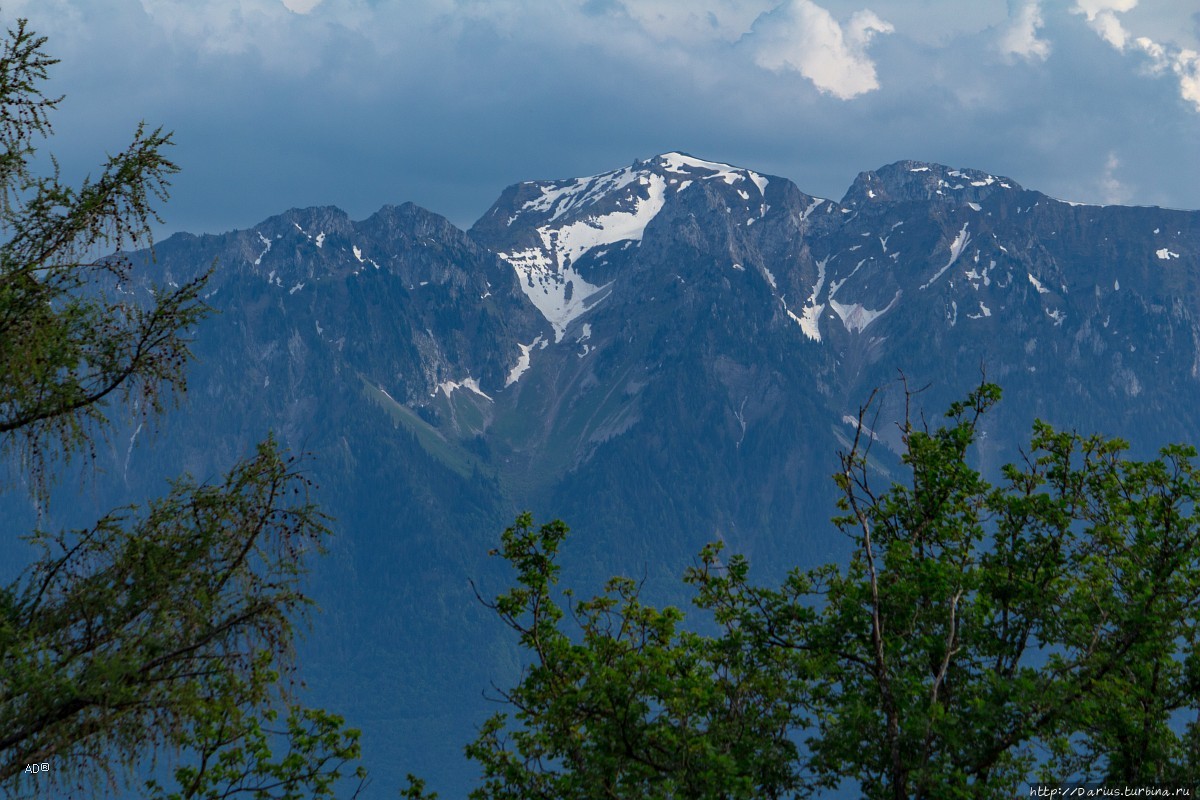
75;151;1199;797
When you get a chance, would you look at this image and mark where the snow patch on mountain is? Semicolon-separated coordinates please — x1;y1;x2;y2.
798;309;821;341
499;160;714;340
800;198;825;221
254;232;272;265
521;167;642;222
921;223;971;290
506;336;544;387
438;376;493;402
967;301;992;320
829;290;901;334
659;152;769;195
762;266;777;290
795;256;829;342
500;176;666;340
842;414;879;440
500;246;611;343
551;175;667;267
124;421;143;482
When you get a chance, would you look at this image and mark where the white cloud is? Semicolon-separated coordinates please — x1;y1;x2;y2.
1173;49;1200;110
1072;0;1200;112
281;0;324;12
1091;11;1128;49
1161;46;1200;111
749;0;894;99
998;0;1050;62
1129;37;1200;111
1071;0;1136;49
1099;151;1130;205
1072;0;1138;19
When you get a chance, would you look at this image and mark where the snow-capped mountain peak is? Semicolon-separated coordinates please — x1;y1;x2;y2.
499;152;769;231
655;151;770;195
515;164;648;225
473;152;776;341
487;169;667;341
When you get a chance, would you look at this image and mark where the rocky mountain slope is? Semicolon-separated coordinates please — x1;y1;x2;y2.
20;153;1198;796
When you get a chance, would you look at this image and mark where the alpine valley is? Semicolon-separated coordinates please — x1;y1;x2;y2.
20;153;1200;795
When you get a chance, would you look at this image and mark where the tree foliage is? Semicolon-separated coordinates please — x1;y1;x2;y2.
0;20;203;501
441;382;1200;799
0;18;363;799
458;515;808;800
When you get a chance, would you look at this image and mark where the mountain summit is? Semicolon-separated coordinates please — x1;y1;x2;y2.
842;160;1024;208
470;152;788;341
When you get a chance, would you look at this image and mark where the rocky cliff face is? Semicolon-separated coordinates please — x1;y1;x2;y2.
28;153;1199;796
465;152;1200;537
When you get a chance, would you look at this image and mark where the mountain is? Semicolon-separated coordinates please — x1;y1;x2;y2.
10;153;1198;796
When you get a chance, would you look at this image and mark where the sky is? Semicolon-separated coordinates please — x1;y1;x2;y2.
9;0;1200;238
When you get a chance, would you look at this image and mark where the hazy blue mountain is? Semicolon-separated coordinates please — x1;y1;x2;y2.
10;153;1198;797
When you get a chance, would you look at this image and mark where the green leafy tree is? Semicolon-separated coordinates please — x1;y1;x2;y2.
454;514;810;800
443;382;1200;799
0;18;363;799
796;382;1200;793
